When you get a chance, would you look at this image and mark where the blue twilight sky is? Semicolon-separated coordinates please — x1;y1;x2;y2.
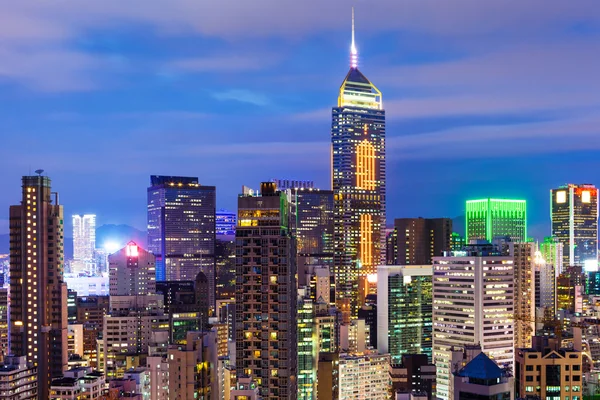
1;0;600;241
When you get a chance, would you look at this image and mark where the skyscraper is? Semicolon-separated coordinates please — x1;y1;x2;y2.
551;184;598;267
539;236;563;275
332;10;386;317
432;243;514;400
10;174;68;398
510;242;535;349
235;182;298;399
466;198;527;242
147;175;216;310
108;242;156;296
72;214;96;274
216;209;236;238
389;218;452;265
376;265;433;363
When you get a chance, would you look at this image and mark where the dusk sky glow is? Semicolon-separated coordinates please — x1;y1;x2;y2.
1;0;600;240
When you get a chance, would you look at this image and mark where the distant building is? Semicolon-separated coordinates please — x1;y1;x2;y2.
539;236;564;274
450;232;465;251
0;288;8;359
147;175;216;310
551;184;598;267
72;214;96;275
10;175;68;398
465;198;527;242
377;265;433;362
389;218;452;265
64;275;109;297
272;179;314;190
510;242;535;349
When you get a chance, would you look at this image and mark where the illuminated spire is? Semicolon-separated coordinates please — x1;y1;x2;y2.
350;7;358;69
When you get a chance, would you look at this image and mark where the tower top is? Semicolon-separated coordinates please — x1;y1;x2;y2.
350;7;358;69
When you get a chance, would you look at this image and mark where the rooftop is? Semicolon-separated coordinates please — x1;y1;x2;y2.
456;352;504;380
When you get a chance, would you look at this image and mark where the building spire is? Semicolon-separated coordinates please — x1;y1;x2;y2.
350;7;358;69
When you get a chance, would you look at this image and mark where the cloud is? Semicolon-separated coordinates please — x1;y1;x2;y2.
388;114;600;160
170;54;280;73
212;89;270;106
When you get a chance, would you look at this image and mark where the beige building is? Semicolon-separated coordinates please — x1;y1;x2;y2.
168;331;218;400
0;356;37;400
515;336;583;399
510;242;535;349
10;175;68;398
50;366;105;400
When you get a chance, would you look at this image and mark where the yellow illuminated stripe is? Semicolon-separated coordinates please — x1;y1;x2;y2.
360;214;373;269
356;139;376;190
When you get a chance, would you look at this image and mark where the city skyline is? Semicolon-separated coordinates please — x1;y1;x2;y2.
1;2;600;241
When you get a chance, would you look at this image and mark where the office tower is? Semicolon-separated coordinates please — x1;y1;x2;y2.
10;174;68;398
515;336;583;399
235;182;298;399
72;214;96;274
216;209;236;237
510;242;535;349
0;288;8;360
215;238;236;298
147;175;216;310
390;218;452;265
540;236;564;274
332;11;386;317
297;295;317;400
551;184;598;267
390;354;436;400
358;295;377;348
0;356;38;399
557;266;586;313
108;242;156;296
291;188;334;288
453;351;514;400
432;244;514;400
337;353;390;399
377;265;433;363
465;198;527;242
168;331;218;400
450;232;465;251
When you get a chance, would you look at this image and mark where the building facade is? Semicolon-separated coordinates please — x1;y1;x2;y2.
147;175;216;310
332;18;386;317
377;265;433;363
510;242;535;349
432;244;514;400
108;242;156;296
465;198;527;242
0;356;38;400
390;218;452;265
235;182;298;399
9;175;68;398
551;183;598;267
337;353;390;400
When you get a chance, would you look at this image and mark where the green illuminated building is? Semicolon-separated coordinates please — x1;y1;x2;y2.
297;297;317;400
377;265;433;363
466;198;527;242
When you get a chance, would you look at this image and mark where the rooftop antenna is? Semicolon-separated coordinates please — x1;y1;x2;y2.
350;7;358;69
35;169;44;176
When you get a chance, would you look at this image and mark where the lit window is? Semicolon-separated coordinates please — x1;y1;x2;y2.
556;191;567;204
582;191;591;203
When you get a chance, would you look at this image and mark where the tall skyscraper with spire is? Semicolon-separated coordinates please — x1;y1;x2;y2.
332;9;386;318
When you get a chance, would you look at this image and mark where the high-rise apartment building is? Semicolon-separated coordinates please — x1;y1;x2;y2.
533;250;556;327
10;174;68;398
0;356;38;399
72;214;96;274
332;12;386;316
147;175;216;309
432;244;514;400
235;182;298;399
297;295;317;400
338;353;390;400
466;199;527;242
0;288;8;359
510;242;535;349
389;218;452;265
551;184;598;267
377;265;433;363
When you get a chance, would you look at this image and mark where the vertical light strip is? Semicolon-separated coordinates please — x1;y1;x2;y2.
360;214;373;269
570;187;575;266
356;140;376;190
